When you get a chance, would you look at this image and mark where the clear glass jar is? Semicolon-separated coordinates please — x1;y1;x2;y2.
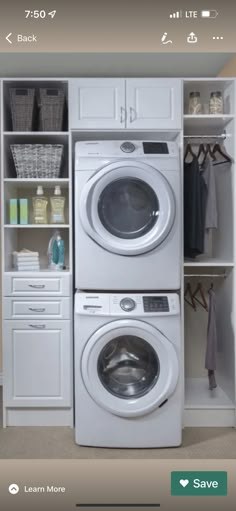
209;91;223;114
188;92;202;115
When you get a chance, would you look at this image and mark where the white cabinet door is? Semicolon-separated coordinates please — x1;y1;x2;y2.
4;320;71;407
126;79;182;129
69;78;126;129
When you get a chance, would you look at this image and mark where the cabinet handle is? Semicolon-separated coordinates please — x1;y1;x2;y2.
28;284;45;289
29;324;46;329
120;106;126;124
29;308;46;313
129;107;136;123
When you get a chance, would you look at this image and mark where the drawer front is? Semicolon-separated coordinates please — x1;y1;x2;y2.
4;297;70;319
4;274;71;296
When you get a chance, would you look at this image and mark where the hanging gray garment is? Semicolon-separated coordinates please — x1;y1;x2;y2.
202;157;218;255
205;288;218;390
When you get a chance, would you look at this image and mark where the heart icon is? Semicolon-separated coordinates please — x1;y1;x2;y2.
179;479;189;488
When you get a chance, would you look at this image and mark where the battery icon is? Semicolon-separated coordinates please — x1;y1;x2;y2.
201;10;219;18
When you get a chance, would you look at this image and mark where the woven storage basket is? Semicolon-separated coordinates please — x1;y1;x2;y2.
38;88;65;131
9;88;35;131
10;144;64;178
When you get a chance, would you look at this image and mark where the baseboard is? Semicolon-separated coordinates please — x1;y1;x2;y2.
0;372;3;386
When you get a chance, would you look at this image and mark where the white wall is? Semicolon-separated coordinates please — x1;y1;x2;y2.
0;53;233;78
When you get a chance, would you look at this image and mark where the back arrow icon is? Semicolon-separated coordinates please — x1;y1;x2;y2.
6;33;12;44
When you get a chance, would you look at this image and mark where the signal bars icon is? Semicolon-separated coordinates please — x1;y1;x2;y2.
169;11;182;19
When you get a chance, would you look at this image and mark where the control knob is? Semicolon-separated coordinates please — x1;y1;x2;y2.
120;141;135;153
120;297;136;312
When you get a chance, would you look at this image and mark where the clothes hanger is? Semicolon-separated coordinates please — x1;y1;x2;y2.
184;142;196;162
184;283;196;310
212;141;232;164
192;282;208;311
207;143;217;161
200;143;217;166
197;142;207;164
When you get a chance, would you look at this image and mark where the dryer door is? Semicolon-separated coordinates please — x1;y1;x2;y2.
81;319;179;418
79;161;175;255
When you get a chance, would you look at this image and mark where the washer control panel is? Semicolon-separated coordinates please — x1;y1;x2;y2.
120;297;136;312
75;293;179;316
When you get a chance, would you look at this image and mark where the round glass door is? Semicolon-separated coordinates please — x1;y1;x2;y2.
97;335;160;399
98;178;159;240
81;320;179;417
79;161;175;256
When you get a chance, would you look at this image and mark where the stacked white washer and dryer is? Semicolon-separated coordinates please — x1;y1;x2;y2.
74;140;182;447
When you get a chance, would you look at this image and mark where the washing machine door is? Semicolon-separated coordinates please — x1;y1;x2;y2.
79;161;175;255
81;319;179;418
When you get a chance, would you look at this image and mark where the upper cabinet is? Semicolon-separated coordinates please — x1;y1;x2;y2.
69;78;182;130
126;79;181;129
69;79;126;129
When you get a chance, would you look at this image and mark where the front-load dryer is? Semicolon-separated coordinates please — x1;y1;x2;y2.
74;291;182;448
75;140;181;290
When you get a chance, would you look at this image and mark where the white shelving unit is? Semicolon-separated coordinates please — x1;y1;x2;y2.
183;78;236;427
1;79;73;427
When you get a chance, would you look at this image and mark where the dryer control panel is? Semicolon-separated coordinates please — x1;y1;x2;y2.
143;295;169;312
75;292;180;316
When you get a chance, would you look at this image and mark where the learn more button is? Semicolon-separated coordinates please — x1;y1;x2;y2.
171;471;227;496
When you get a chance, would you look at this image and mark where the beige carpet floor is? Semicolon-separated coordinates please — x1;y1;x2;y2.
0;388;236;459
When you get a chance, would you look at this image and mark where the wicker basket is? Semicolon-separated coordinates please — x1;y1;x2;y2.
38;88;65;131
9;88;35;131
10;144;64;178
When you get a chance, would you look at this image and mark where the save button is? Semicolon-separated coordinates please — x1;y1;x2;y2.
171;471;227;496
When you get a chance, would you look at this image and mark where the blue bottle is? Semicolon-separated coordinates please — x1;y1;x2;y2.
48;231;65;270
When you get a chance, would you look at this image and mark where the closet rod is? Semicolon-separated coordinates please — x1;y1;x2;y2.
184;134;228;140
184;273;227;278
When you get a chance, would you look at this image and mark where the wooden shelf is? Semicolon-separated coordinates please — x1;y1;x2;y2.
184;114;234;131
4;131;69;136
5;224;70;228
6;269;71;274
4;178;69;188
184;260;234;267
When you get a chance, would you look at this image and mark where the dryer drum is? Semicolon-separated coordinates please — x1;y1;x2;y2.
97;177;159;239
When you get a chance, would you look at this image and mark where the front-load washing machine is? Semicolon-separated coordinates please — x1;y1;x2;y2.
75;140;181;290
74;291;182;447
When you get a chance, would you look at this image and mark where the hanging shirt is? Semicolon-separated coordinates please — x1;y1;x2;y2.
184;156;207;258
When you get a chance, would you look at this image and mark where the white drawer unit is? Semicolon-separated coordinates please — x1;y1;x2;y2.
4;320;72;407
4;274;71;296
2;272;73;425
4;297;71;319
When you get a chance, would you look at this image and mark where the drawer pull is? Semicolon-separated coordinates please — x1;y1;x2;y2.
29;324;46;329
28;284;45;289
29;308;46;313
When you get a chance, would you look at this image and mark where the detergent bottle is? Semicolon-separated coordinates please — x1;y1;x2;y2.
48;231;65;270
